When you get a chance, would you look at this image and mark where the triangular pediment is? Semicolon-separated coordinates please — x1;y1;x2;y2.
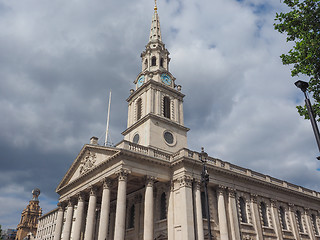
56;145;120;192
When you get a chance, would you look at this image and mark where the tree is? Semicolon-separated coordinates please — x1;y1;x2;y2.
0;224;2;240
274;0;320;120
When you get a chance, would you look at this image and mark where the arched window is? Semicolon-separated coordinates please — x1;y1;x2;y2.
151;56;156;66
260;202;268;227
201;191;206;218
128;204;135;229
239;197;248;223
296;210;304;233
136;98;142;120
160;192;167;220
163;96;170;119
160;58;164;67
311;214;319;235
144;59;148;69
279;206;287;230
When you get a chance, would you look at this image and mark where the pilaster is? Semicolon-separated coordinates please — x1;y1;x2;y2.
217;186;229;240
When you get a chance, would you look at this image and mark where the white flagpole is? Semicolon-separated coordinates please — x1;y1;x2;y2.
105;91;112;146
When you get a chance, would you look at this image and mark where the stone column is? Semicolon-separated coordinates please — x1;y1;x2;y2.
305;208;316;240
144;176;155;240
167;181;174;240
179;175;195;240
53;203;65;240
250;194;263;240
72;193;85;240
84;187;97;240
194;180;204;240
98;179;112;240
227;189;240;240
270;199;283;240
114;170;129;240
62;199;74;240
217;186;229;240
288;204;299;239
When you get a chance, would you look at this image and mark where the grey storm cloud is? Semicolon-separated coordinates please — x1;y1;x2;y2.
1;0;320;229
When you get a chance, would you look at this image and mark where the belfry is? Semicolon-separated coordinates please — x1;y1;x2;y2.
36;2;320;240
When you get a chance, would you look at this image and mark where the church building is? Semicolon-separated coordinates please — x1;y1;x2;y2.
36;3;320;240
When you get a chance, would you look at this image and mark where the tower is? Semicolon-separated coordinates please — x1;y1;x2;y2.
122;2;189;153
15;189;42;240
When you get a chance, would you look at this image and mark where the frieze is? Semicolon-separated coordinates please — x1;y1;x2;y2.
79;151;97;175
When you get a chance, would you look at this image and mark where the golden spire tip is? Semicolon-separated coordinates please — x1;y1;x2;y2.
154;0;157;11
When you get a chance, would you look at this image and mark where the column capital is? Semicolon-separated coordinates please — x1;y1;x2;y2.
102;178;112;189
288;203;295;211
76;192;86;202
217;185;226;195
145;175;156;187
179;175;193;188
57;202;66;211
66;197;76;207
270;199;277;207
116;168;130;181
88;186;97;196
194;179;202;190
250;193;258;203
227;188;236;198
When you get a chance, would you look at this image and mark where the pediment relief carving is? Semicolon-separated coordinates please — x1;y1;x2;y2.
79;151;97;175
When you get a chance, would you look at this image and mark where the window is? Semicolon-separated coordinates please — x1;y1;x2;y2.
296;210;304;233
128;205;135;229
160;192;167;220
311;214;319;235
133;134;140;144
144;59;148;69
136;98;142;120
160;58;164;67
163;96;170;119
279;206;287;230
239;197;248;223
151;56;156;66
260;202;268;227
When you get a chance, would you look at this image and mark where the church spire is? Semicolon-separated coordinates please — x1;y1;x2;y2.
149;0;162;42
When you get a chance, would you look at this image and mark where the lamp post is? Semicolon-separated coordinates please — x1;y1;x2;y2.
200;147;213;240
294;80;320;160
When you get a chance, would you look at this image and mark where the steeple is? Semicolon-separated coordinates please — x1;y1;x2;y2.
121;2;189;153
149;0;162;43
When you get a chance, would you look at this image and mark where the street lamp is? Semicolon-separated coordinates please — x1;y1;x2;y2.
200;147;213;240
294;80;320;160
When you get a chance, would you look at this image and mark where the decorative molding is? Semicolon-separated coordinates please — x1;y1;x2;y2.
228;188;236;198
179;175;192;188
217;185;226;195
79;151;97;175
250;194;258;203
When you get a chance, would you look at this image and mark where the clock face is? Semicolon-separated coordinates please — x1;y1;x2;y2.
137;75;145;88
161;73;172;86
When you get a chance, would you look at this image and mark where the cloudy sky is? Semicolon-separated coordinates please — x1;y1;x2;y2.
1;0;319;229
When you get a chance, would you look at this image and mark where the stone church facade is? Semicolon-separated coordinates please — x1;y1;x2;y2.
36;3;320;240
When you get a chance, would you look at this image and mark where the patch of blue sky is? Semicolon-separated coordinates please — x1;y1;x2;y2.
252;3;273;15
208;44;216;49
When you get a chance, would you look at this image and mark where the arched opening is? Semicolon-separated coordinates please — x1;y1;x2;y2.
296;210;304;233
163;96;170;119
137;98;142;120
239;197;248;223
144;59;148;69
160;192;167;220
151;56;156;66
260;202;268;227
311;214;319;235
160;58;164;67
279;206;287;230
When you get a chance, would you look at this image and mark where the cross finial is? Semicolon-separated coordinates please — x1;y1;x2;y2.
154;0;157;12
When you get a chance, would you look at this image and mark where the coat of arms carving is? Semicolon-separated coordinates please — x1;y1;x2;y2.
79;151;97;175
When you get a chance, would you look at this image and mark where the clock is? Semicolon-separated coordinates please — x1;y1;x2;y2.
161;73;172;86
137;75;145;88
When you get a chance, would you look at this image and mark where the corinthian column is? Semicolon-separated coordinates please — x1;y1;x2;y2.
217;186;229;240
62;199;74;240
53;202;65;240
144;176;155;240
84;187;97;240
72;193;85;240
194;180;204;240
114;170;129;240
98;179;112;240
227;189;240;240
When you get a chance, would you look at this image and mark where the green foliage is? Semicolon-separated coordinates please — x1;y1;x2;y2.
274;0;320;120
0;225;2;240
